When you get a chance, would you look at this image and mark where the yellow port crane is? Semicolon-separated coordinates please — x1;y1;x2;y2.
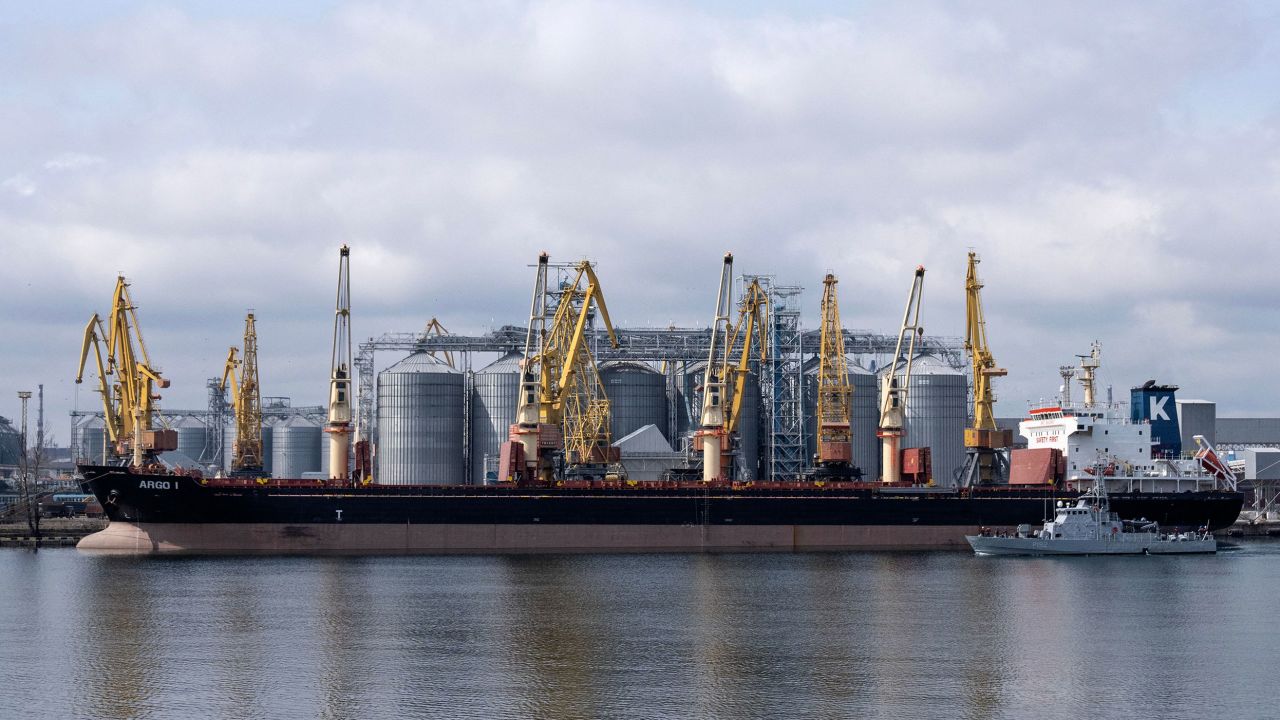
722;276;769;471
815;273;860;478
219;312;264;473
877;266;925;484
960;252;1011;485
502;253;620;484
75;276;176;466
420;317;455;369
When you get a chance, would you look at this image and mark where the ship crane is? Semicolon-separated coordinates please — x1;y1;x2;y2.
713;271;769;481
877;266;926;484
75;276;176;466
696;266;773;479
501;253;620;484
960;252;1011;485
219;312;264;474
326;245;353;482
814;273;861;479
693;254;768;483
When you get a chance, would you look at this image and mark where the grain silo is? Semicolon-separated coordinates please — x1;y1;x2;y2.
376;352;464;485
849;362;878;477
74;416;107;464
877;354;966;486
470;352;523;484
272;416;321;478
173;416;208;462
600;361;669;443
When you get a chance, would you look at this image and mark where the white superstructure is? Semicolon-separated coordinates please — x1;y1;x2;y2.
1017;344;1236;493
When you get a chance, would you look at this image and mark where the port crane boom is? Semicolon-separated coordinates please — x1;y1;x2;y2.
75;276;175;466
960;252;1010;485
815;272;859;477
878;266;925;484
219;313;264;473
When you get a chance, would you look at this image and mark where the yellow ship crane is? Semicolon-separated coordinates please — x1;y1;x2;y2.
960;253;1012;486
815;273;860;478
75;276;176;466
724;277;769;446
503;253;620;484
877;266;925;484
219;313;264;473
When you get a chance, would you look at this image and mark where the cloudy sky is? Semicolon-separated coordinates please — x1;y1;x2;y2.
3;0;1279;442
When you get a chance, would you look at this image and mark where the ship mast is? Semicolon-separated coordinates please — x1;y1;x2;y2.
325;246;353;481
1077;342;1101;408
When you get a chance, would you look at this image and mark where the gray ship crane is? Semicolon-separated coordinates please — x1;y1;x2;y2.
877;266;925;484
694;254;736;482
325;245;354;482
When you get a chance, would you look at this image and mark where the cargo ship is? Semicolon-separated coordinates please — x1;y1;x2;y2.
75;464;1240;554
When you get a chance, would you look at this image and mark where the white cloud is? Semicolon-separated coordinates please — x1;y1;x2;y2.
2;0;1279;429
44;153;105;172
2;174;36;197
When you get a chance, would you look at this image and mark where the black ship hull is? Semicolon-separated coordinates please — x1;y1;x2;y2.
76;466;1244;554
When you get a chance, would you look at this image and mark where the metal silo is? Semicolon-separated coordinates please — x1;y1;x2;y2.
849;362;878;477
74;416;108;464
173;416;208;462
600;361;669;443
272;416;321;478
376;352;464;485
470;351;523;484
878;354;966;486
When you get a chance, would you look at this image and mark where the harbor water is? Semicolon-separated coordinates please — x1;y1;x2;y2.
2;544;1279;720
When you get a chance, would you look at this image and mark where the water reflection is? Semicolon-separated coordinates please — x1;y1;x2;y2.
3;545;1280;720
76;558;160;720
